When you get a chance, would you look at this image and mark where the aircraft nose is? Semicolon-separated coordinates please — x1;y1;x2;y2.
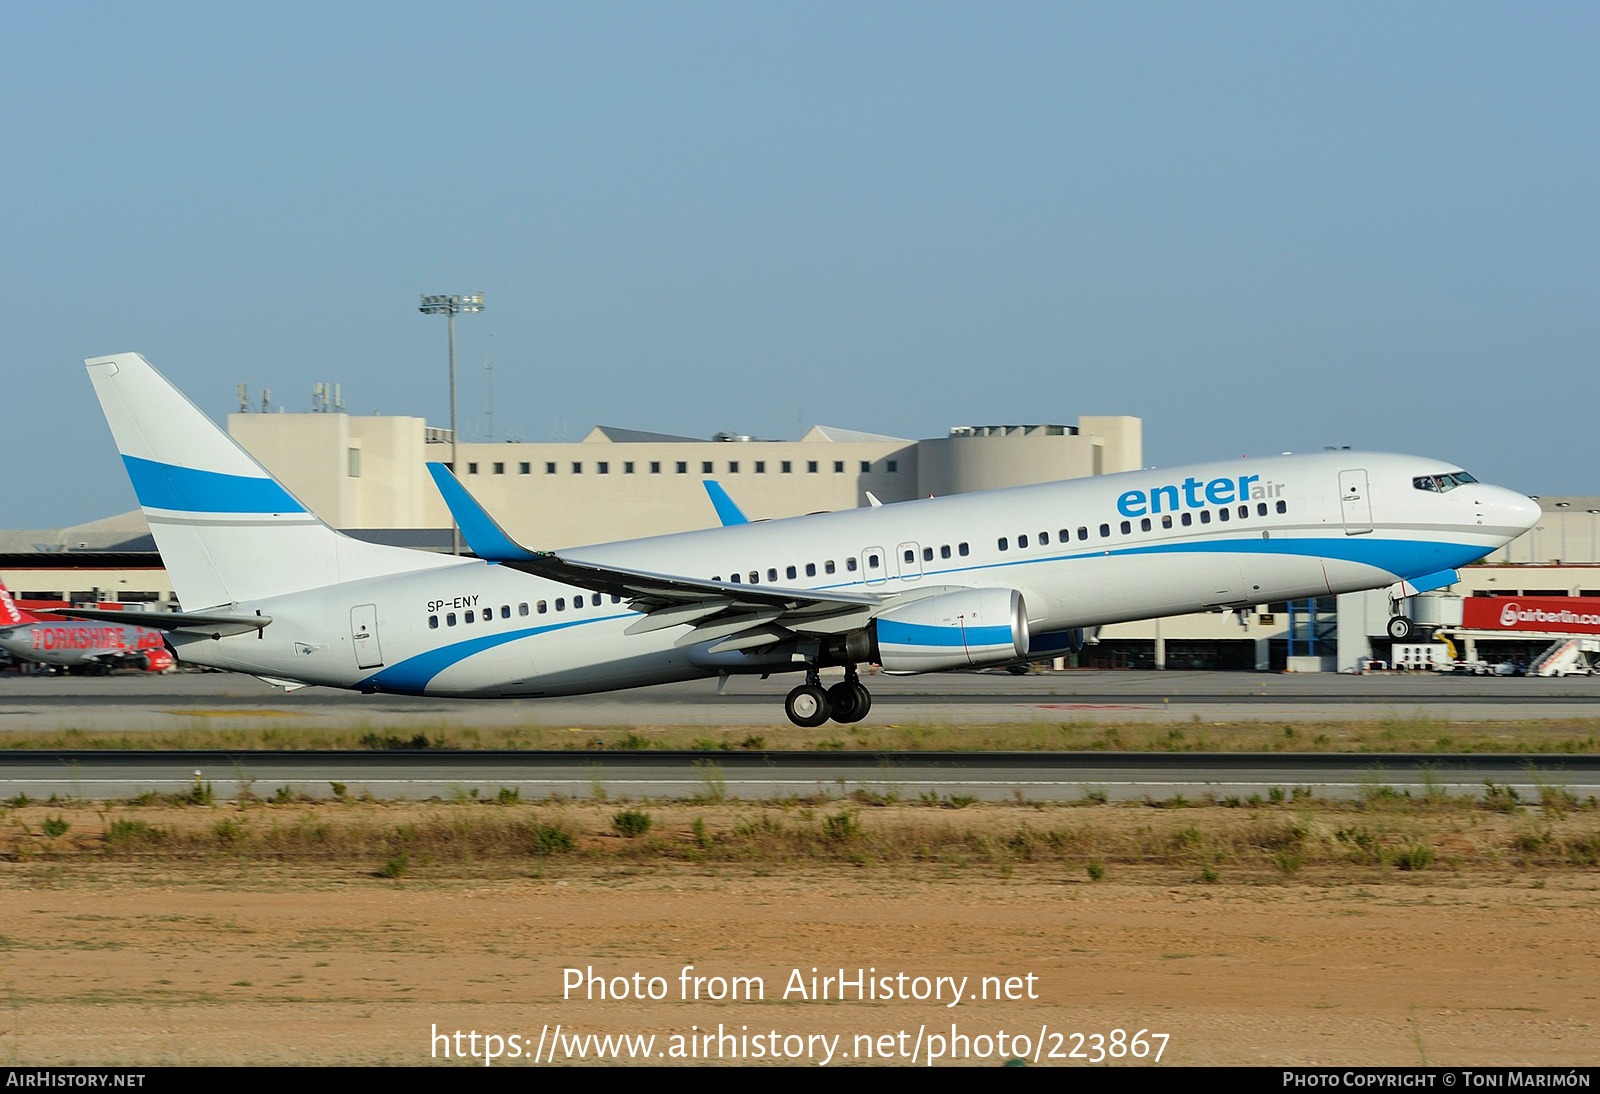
1490;488;1541;535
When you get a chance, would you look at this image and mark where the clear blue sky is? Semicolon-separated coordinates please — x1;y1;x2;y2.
5;2;1596;528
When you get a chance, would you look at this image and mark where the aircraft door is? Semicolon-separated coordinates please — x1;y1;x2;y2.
862;546;888;585
897;542;923;580
1339;469;1373;535
351;604;384;669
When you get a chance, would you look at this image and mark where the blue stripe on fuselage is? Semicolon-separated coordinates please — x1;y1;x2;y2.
360;615;626;693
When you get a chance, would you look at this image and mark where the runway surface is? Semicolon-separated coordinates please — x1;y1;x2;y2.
3;668;1600;731
4;670;1596;801
3;748;1595;803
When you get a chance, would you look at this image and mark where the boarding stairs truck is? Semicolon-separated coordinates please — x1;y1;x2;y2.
1530;637;1598;677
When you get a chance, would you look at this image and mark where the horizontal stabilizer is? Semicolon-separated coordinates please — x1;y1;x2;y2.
50;607;271;638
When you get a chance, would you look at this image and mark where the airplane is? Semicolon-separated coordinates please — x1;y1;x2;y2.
57;352;1539;726
0;582;174;674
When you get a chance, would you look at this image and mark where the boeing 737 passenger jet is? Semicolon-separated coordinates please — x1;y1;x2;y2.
61;353;1539;726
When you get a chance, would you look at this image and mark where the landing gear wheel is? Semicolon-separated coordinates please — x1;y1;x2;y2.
827;681;873;724
1386;616;1413;640
785;684;832;728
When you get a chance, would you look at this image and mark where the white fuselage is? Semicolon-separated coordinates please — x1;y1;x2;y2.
164;451;1536;698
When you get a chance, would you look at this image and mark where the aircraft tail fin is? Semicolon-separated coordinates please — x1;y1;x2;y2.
0;582;39;625
85;353;457;610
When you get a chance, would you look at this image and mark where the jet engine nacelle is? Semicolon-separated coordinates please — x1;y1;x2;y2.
871;587;1029;674
140;648;175;673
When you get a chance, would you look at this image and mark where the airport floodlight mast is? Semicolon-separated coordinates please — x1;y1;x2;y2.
418;293;485;554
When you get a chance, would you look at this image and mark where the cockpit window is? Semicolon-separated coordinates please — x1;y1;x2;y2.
1413;471;1478;493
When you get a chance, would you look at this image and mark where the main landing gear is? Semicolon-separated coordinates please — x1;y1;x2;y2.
784;667;872;728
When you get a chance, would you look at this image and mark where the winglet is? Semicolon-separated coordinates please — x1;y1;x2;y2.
702;480;750;526
865;492;883;509
426;463;539;561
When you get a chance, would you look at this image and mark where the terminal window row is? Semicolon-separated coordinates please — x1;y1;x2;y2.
506;460;900;475
996;501;1290;552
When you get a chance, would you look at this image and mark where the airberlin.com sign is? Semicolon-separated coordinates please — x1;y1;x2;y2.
1461;597;1600;635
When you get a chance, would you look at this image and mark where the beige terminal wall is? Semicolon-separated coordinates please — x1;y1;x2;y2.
228;413;1141;550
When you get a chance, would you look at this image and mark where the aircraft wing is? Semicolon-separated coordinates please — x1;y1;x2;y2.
426;462;883;640
48;607;271;638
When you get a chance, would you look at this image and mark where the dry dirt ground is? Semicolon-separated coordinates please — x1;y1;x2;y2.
0;803;1596;1067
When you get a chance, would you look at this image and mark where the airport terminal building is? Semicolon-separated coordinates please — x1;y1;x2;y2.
4;401;1594;673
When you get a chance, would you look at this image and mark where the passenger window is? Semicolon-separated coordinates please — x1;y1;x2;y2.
767;568;778;582
922;547;932;562
1099;524;1110;537
846;558;857;572
729;573;741;583
1257;502;1268;516
612;595;621;604
1181;513;1192;527
1276;500;1287;514
447;613;456;626
787;565;797;579
519;603;529;616
1119;521;1131;535
537;601;547;614
959;542;969;556
1039;531;1049;545
940;545;951;559
748;571;759;584
1077;527;1088;541
1161;515;1172;529
998;537;1009;551
1218;508;1230;522
465;610;475;623
501;605;510;619
1200;511;1212;524
806;563;816;577
1018;534;1028;549
574;595;584;608
1237;505;1248;519
1140;518;1151;532
555;599;565;611
868;554;880;569
429;615;438;629
825;560;836;574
